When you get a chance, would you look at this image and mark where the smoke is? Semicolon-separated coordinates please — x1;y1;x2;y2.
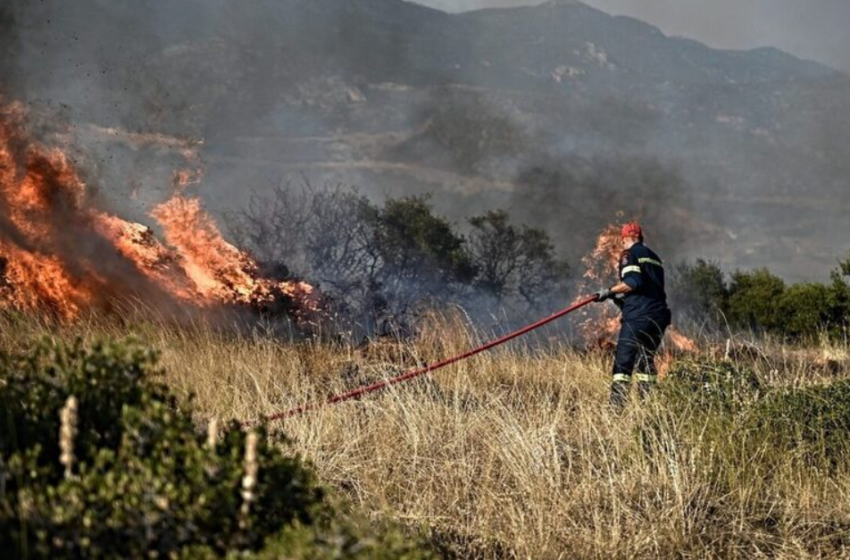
2;0;848;287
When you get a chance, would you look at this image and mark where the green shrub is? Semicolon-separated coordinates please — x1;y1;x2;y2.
180;516;435;560
668;259;728;325
749;380;850;467
721;265;850;340
635;359;763;470
726;268;786;333
0;339;432;559
776;283;834;339
660;358;763;414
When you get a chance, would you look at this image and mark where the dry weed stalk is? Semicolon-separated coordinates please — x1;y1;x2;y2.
59;395;78;480
239;431;259;529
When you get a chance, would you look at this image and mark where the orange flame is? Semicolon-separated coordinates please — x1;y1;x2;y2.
667;329;698;353
573;223;623;346
150;195;320;313
0;99;318;321
575;221;698;354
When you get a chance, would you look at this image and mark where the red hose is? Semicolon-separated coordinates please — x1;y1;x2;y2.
259;295;599;424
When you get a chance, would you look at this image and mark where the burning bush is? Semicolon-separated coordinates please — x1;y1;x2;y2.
0;338;433;559
0;99;319;324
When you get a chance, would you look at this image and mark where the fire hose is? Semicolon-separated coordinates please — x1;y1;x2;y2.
257;295;599;425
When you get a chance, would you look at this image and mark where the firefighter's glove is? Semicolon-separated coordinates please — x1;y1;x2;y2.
594;288;614;302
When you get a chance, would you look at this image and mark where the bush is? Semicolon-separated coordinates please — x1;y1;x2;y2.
468;210;569;309
228;184;573;334
775;283;834;340
636;359;762;467
749;380;850;467
666;256;850;339
723;267;850;340
0;339;432;559
361;195;477;318
667;259;727;325
726;268;786;333
659;358;763;414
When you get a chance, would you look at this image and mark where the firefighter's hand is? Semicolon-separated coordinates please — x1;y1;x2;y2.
594;288;614;302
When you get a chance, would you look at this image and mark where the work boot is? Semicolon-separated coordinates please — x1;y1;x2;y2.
609;382;630;411
637;382;653;401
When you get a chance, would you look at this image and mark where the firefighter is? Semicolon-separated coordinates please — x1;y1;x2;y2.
594;223;671;409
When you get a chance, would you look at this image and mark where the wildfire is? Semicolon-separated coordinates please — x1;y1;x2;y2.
575;221;698;356
0;99;318;321
667;329;698;353
573;223;623;347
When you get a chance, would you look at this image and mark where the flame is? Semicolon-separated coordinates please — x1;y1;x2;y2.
573;223;624;346
575;221;699;354
581;223;624;283
150;195;321;311
667;329;697;353
0;98;318;321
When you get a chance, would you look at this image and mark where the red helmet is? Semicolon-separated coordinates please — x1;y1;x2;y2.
621;222;643;239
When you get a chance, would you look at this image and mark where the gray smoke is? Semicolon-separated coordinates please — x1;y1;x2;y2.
2;0;848;284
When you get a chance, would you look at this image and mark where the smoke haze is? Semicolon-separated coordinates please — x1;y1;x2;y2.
1;0;848;283
419;0;850;72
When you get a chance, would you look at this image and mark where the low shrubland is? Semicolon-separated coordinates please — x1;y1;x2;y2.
2;312;850;558
0;336;433;559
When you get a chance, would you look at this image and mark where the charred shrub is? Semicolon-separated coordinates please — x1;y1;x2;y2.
0;339;432;559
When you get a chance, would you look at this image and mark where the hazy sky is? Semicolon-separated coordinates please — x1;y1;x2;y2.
414;0;850;72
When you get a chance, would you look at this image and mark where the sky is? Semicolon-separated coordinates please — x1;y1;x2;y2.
414;0;850;73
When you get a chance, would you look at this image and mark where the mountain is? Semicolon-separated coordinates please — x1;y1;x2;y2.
7;0;850;279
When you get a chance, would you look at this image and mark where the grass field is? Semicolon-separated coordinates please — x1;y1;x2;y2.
2;311;849;559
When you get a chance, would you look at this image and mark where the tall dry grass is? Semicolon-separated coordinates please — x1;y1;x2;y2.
1;310;849;559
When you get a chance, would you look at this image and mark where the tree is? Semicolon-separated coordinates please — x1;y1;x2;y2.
361;195;476;318
227;183;381;318
667;259;728;325
726;269;786;333
228;187;477;333
776;283;834;340
468;210;569;309
838;251;850;279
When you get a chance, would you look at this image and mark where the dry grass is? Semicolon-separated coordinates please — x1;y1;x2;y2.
2;311;849;559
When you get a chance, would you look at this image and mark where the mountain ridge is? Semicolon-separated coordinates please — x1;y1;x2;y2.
6;0;849;279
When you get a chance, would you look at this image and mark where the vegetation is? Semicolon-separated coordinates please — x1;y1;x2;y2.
670;255;850;339
226;185;571;333
468;210;571;308
1;313;849;558
226;182;848;341
0;337;433;559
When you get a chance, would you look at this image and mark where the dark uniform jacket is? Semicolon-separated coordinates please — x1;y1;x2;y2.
617;242;670;322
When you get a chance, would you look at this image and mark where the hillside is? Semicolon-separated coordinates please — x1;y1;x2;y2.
5;0;850;278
